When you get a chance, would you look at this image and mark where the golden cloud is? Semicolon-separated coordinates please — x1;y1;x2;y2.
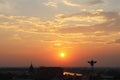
0;13;57;33
0;10;120;45
55;11;107;26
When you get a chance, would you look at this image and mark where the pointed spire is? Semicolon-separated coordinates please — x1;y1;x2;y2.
29;63;34;73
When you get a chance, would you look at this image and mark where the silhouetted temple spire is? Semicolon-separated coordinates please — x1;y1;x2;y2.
29;63;34;73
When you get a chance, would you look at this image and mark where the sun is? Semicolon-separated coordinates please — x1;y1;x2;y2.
60;52;65;58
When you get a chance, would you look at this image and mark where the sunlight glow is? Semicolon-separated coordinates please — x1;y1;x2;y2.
60;52;65;58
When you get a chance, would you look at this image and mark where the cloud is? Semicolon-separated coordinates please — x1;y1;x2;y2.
56;11;120;34
0;10;120;45
44;1;58;8
114;39;120;43
54;11;120;44
0;0;13;12
86;0;104;6
0;13;61;44
62;0;80;7
93;12;120;32
61;0;104;7
11;34;22;41
108;38;120;44
0;13;57;33
58;26;93;33
55;10;107;28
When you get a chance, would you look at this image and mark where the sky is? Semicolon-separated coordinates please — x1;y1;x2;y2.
0;0;120;67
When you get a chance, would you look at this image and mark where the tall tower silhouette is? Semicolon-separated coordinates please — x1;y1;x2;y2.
88;60;97;69
88;60;97;80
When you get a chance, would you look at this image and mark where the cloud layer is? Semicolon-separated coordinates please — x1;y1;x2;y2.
0;10;120;46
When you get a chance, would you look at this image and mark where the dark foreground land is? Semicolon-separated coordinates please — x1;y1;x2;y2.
0;67;120;80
